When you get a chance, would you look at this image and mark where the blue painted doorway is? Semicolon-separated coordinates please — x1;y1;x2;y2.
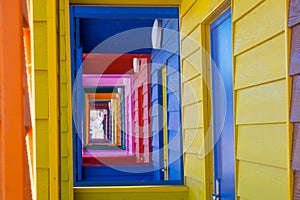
210;9;235;200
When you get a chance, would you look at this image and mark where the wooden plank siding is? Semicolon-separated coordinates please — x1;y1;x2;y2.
180;0;227;199
51;0;293;199
289;0;300;199
234;0;291;200
59;0;74;199
179;0;292;199
31;0;60;199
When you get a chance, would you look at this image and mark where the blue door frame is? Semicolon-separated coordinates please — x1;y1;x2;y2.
70;5;183;186
211;9;235;199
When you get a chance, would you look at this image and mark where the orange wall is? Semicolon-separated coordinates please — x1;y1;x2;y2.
0;0;26;199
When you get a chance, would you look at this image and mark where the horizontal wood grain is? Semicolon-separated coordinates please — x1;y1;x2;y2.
237;161;289;200
236;80;287;124
232;0;263;21
235;33;285;89
180;0;197;17
237;123;288;169
183;102;203;128
181;0;224;35
184;128;204;154
182;50;202;82
234;0;285;55
184;153;205;183
185;177;205;200
181;26;201;58
182;75;203;106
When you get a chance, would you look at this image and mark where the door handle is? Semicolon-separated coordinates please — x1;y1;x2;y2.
211;194;219;200
211;178;220;200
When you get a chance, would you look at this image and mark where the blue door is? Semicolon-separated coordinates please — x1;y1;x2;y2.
210;9;235;200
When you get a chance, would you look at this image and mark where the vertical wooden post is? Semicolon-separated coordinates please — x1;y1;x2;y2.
0;0;25;199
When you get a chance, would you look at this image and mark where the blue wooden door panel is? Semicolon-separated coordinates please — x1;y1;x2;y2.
75;15;83;182
211;9;235;199
75;46;83;181
151;63;164;180
166;54;183;181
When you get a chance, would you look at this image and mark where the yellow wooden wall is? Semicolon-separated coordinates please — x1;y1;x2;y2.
30;0;292;199
233;0;292;199
180;1;228;200
58;0;74;199
31;0;60;199
180;0;292;199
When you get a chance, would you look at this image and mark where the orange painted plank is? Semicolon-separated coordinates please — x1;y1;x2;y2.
0;0;26;199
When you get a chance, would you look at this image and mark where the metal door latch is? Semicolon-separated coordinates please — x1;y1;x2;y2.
211;194;220;200
211;178;220;200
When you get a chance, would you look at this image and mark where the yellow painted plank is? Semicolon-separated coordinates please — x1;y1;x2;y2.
237;123;288;169
36;120;49;168
236;80;287;124
60;83;68;106
233;0;285;55
183;102;203;128
185;177;205;200
61;181;70;200
61;157;69;181
33;22;48;70
183;75;203;106
181;26;201;58
180;0;197;17
182;49;202;82
60;1;74;199
238;161;289;200
59;10;66;35
75;186;188;193
61;132;69;157
32;0;47;21
181;0;223;35
48;0;60;196
232;0;263;21
60;107;68;132
235;33;286;89
36;168;49;200
185;153;206;183
75;192;187;200
60;61;67;83
60;37;66;61
35;70;49;119
184;128;204;154
69;0;180;5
